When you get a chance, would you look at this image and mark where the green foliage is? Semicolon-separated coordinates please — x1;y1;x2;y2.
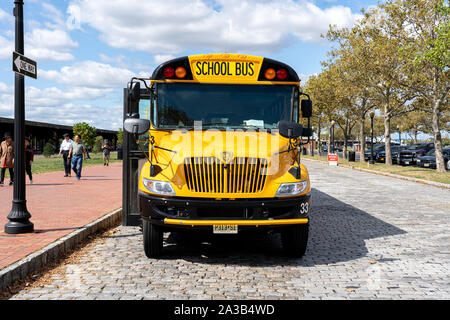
93;136;103;153
412;1;449;70
309;0;448;170
442;137;450;147
117;128;124;147
73;122;97;147
43;141;54;158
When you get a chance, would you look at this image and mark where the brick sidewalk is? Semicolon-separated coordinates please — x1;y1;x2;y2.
0;162;122;270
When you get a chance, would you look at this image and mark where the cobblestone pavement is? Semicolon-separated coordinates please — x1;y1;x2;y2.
9;160;450;300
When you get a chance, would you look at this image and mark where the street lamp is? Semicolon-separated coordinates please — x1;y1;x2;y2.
330;120;335;154
311;126;315;157
369;111;375;165
4;0;33;234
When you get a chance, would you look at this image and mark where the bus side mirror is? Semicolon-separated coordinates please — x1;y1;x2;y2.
124;118;150;135
127;81;141;103
301;99;313;118
302;127;313;137
278;121;303;139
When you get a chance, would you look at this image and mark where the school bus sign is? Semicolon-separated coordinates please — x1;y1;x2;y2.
190;54;263;82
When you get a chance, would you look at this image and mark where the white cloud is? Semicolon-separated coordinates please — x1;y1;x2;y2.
0;81;119;129
154;55;176;64
0;35;14;59
40;2;67;29
0;8;13;23
26;86;111;108
0;4;78;62
25;103;123;130
24;28;78;61
40;61;135;88
69;0;361;55
0;82;13;94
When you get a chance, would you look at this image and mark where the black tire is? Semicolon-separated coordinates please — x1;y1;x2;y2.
281;224;309;258
143;219;163;258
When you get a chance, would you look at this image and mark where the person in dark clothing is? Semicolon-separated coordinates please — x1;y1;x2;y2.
25;137;34;184
102;140;112;166
0;132;14;186
58;133;73;177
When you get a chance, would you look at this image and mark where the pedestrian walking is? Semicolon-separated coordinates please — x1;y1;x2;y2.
25;137;34;184
0;132;14;186
58;133;73;177
102;140;112;166
85;147;91;159
69;135;87;180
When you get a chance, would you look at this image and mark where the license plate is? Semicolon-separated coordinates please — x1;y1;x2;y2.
424;163;430;167
405;161;409;165
213;225;238;234
380;158;384;161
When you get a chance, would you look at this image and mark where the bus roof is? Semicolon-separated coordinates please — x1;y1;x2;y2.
151;53;300;85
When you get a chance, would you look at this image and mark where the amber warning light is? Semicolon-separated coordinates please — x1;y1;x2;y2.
264;68;288;80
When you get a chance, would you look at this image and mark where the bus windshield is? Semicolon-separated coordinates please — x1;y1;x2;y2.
154;83;296;130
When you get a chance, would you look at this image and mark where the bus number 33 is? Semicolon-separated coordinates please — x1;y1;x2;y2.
300;202;309;214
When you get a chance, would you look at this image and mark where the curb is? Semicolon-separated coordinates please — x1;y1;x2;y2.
0;208;122;292
303;158;450;190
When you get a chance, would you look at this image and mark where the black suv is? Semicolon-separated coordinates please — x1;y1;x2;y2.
365;143;400;162
416;148;450;170
398;143;434;166
376;145;408;163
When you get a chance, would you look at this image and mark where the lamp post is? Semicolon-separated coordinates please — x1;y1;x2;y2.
311;126;315;157
397;125;401;145
369;111;375;165
4;0;33;234
330;120;335;154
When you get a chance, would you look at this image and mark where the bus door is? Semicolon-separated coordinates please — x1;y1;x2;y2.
122;87;151;226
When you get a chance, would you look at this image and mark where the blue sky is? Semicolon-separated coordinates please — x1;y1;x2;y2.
0;0;378;130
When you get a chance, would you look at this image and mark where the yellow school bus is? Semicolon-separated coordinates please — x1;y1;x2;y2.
123;53;313;258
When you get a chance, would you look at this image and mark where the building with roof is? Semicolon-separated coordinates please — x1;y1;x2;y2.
0;117;118;154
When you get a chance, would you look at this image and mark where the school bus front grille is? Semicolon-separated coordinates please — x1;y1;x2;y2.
183;157;268;194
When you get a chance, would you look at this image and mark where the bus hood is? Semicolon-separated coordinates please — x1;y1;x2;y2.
150;130;297;179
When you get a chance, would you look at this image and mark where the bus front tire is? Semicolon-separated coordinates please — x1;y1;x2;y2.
143;219;163;258
281;224;309;258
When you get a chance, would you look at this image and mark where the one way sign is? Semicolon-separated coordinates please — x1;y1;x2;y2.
12;52;37;79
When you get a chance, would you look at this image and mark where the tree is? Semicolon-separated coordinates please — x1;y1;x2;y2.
73;122;96;148
93;136;103;153
383;0;449;172
325;26;380;162
117;128;124;147
43;141;54;158
305;69;341;153
332;7;417;164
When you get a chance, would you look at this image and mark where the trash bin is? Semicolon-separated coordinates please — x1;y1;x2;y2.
348;151;355;162
117;147;123;160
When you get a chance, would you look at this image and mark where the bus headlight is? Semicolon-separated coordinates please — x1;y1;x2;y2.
142;178;176;196
275;181;308;197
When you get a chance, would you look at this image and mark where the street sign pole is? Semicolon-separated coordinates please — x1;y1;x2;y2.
5;0;34;234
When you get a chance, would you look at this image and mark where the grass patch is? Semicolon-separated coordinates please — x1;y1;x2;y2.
303;154;450;185
2;152;121;178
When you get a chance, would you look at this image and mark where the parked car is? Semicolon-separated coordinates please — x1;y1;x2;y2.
376;145;408;163
398;142;434;165
364;144;384;161
364;143;399;161
416;148;450;170
321;145;342;153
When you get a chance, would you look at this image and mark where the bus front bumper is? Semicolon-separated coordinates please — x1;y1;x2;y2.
138;192;311;231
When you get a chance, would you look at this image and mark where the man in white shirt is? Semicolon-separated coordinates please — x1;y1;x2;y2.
58;133;73;177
